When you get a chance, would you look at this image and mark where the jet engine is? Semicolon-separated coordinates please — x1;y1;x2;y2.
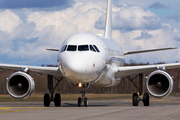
6;72;35;99
146;70;173;98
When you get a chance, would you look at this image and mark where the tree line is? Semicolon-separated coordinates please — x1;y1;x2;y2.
0;61;180;94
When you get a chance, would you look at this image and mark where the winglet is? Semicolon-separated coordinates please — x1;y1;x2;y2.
124;47;178;55
104;0;112;39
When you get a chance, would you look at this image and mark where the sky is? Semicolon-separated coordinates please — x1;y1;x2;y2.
0;0;180;66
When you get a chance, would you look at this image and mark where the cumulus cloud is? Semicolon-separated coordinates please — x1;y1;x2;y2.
148;2;169;9
95;6;163;31
134;31;153;40
166;12;180;22
26;3;104;45
0;10;24;55
0;10;22;33
0;1;105;65
0;0;73;9
0;0;180;65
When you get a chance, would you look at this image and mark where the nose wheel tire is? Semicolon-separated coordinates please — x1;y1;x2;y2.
132;93;139;106
44;93;50;107
84;97;88;107
143;93;149;106
54;93;61;107
78;97;81;107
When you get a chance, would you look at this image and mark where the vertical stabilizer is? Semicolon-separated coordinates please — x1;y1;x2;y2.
104;0;112;39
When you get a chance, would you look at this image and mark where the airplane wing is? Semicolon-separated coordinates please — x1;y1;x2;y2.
116;63;180;78
0;64;62;77
124;47;177;55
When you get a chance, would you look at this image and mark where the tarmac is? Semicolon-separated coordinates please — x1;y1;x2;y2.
0;97;180;120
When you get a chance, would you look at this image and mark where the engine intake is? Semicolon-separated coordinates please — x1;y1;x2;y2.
6;72;35;99
146;70;173;98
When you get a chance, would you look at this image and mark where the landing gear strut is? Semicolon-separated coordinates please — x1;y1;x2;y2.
44;75;63;107
127;73;149;106
78;84;88;107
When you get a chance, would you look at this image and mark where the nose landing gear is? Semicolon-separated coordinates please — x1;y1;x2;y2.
78;84;88;107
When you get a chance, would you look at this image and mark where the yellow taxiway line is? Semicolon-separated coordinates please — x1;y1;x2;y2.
0;108;11;110
0;107;46;114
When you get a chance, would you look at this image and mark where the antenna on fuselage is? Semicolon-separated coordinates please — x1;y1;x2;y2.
104;0;112;39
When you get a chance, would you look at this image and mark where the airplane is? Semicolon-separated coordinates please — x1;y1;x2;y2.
0;0;180;107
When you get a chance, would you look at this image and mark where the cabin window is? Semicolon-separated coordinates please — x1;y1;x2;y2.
60;45;67;52
67;45;77;51
78;45;89;51
93;45;100;52
90;45;96;52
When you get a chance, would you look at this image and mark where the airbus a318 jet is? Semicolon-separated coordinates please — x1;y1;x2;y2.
0;0;179;107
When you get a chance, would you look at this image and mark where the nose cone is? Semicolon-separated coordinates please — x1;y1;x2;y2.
60;54;88;82
67;57;87;75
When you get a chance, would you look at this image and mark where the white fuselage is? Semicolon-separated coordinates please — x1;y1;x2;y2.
57;33;124;87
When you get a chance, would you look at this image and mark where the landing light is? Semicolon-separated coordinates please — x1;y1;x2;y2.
78;83;82;88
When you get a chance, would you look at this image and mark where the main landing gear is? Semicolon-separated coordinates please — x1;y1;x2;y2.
127;73;150;106
44;75;63;107
78;84;88;107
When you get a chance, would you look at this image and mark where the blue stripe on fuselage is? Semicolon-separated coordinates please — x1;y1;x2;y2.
110;57;125;62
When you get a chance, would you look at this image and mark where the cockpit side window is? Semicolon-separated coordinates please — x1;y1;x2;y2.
60;45;67;52
78;45;89;51
93;45;100;52
67;45;77;51
90;45;96;52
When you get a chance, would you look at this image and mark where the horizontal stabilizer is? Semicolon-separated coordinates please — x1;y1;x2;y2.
46;49;59;52
124;47;177;55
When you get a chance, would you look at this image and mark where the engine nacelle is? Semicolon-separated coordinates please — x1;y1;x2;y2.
6;72;35;99
146;70;173;98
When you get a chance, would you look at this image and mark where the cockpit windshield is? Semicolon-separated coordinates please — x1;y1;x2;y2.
67;45;77;51
90;45;96;52
78;45;89;51
60;44;100;52
93;45;100;52
60;45;67;52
